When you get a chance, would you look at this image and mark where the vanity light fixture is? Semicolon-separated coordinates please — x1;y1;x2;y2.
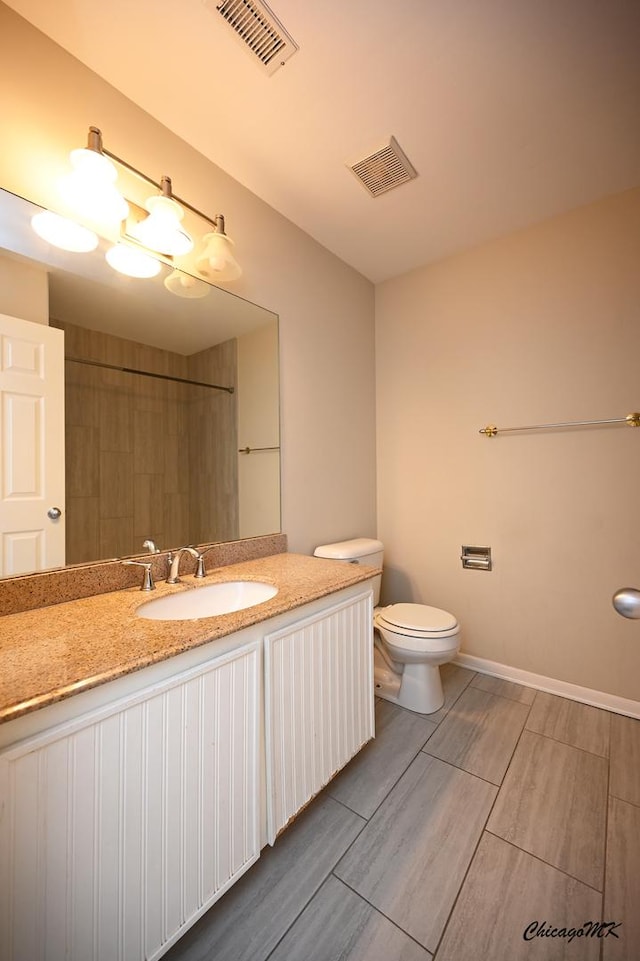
129;176;194;257
31;211;99;253
36;125;242;284
163;268;211;298
58;127;129;225
105;243;162;278
196;215;242;282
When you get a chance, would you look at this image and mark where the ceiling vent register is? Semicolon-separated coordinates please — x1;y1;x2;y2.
349;137;418;198
206;0;298;75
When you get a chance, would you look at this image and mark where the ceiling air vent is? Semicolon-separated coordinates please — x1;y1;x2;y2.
204;0;298;75
349;137;418;198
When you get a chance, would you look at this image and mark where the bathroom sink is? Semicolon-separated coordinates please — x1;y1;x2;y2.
137;580;278;620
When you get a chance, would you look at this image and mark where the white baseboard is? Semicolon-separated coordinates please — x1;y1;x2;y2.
454;653;640;720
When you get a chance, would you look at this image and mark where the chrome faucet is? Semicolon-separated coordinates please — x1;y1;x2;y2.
122;559;155;591
143;539;160;554
167;546;199;585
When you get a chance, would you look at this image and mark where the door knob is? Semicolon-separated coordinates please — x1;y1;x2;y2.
47;507;62;520
613;588;640;619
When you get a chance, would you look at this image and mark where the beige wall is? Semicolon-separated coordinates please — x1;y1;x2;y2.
376;187;640;701
0;256;48;324
0;2;376;556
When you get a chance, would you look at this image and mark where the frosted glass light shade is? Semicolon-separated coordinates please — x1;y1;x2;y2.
164;269;210;298
196;231;241;282
105;244;161;278
130;195;193;256
59;147;129;225
31;211;99;252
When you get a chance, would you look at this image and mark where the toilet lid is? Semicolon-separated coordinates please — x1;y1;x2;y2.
379;603;458;633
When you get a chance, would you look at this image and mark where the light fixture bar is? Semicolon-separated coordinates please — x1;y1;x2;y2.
98;138;222;232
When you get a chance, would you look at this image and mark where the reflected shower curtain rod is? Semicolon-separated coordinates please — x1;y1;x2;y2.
66;356;235;394
238;445;280;454
479;412;640;437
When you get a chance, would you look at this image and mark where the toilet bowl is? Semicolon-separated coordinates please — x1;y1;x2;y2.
313;538;460;715
374;603;460;713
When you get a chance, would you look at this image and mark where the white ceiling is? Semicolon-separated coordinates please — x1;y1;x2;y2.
5;0;640;282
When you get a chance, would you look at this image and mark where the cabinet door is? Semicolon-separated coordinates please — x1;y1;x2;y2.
264;589;374;843
0;641;260;961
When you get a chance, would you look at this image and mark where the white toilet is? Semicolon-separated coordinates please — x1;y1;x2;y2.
313;538;460;714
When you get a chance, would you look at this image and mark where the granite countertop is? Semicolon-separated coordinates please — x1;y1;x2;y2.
0;553;378;725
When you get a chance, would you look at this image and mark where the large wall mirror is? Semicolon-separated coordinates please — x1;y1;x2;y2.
0;187;280;579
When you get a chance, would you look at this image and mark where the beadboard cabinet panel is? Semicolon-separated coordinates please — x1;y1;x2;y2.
265;589;374;842
0;641;261;961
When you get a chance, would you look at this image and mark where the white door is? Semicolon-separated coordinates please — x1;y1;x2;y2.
0;313;65;575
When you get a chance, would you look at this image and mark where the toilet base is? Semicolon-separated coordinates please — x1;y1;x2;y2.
374;647;445;715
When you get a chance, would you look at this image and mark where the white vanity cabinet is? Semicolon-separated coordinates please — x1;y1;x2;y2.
265;588;374;841
0;640;261;961
0;580;375;961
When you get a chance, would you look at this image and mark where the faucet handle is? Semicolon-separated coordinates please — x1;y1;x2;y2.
122;559;155;591
193;545;218;578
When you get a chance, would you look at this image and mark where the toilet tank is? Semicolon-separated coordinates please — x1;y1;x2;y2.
313;538;384;605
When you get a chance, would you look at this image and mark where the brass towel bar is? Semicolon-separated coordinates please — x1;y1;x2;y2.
479;412;640;437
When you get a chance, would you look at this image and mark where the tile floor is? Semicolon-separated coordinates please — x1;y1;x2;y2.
164;665;640;961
